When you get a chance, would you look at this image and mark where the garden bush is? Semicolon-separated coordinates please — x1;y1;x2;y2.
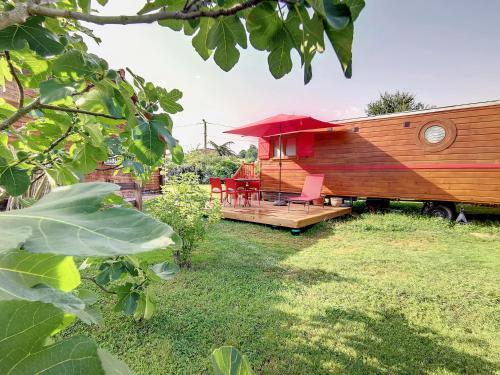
146;173;221;268
164;150;240;184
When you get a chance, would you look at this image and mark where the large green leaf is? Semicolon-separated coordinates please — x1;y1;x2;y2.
0;227;31;254
0;250;99;323
75;80;122;118
323;1;351;30
211;346;254;375
0;251;80;291
246;3;280;51
324;20;353;78
207;17;242;72
0;157;30;196
267;28;293;79
39;79;80;104
158;88;183;114
0;182;176;256
72;142;108;173
53;50;107;82
130;119;166;165
0;300;132;374
11;49;50;87
150;261;179;280
192;18;215;61
0;17;66;57
0;57;12;88
344;0;365;20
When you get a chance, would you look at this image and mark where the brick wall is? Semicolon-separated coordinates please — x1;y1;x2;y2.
85;164;162;195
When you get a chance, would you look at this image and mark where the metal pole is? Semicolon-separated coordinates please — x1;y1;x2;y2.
202;118;207;149
273;122;287;206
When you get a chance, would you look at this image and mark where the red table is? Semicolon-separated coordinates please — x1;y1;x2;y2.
235;178;260;207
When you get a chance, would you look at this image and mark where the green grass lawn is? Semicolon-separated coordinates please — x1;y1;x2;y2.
66;202;500;374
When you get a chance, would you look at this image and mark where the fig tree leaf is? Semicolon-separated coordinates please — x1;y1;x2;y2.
246;3;280;51
0;226;31;254
130;119;166;165
267;28;293;79
39;79;79;104
192;18;215;61
207;18;240;71
158;88;183;114
0;251;99;323
150;261;179;280
0;182;176;256
0;17;66;57
324;20;353;78
211;346;254;375
0;161;30;196
344;0;365;20
323;1;351;30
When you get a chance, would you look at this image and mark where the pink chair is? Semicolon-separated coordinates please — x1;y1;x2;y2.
209;178;226;204
287;174;325;212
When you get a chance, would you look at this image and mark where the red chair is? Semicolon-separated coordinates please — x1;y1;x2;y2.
248;180;262;206
287;174;325;212
225;178;250;207
209;178;226;204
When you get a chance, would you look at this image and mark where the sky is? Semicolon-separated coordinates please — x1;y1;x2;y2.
87;0;500;152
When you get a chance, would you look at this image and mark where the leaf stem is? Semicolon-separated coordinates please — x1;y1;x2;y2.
4;51;24;108
82;276;117;295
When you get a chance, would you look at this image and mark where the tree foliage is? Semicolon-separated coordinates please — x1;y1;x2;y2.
0;183;177;374
209;140;236;156
366;91;432;116
146;173;221;268
164;149;241;183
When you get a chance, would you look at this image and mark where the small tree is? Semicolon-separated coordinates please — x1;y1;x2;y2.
366;91;431;116
209;140;236;156
146;173;221;268
245;144;258;162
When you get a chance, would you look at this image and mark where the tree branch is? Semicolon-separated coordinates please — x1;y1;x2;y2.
25;0;265;25
0;4;29;30
44;124;74;154
0;97;40;131
82;276;117;294
0;98;125;131
39;104;125;120
4;51;24;108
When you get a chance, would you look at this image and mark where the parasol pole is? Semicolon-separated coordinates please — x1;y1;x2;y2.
273;121;287;206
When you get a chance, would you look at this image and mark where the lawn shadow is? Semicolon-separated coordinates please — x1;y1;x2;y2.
267;307;498;374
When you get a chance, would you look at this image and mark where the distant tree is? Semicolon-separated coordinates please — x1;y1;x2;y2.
246;144;258;162
238;149;247;159
366;91;431;116
209;141;236;156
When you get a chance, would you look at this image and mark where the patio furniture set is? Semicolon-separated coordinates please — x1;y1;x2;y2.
210;174;326;211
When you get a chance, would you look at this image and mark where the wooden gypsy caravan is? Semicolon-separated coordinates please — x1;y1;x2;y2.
243;100;500;220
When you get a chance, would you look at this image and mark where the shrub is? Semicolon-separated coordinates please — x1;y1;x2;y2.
164;150;240;184
146;173;221;268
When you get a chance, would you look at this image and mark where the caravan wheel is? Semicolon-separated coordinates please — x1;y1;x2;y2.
427;204;455;220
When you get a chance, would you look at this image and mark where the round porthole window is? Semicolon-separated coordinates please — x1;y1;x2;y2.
416;119;457;152
424;125;446;144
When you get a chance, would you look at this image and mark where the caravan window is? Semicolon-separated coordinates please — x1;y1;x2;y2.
273;139;283;157
285;137;297;156
424;125;446;144
273;137;297;157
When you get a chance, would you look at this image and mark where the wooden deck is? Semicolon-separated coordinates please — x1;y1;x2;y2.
221;201;351;229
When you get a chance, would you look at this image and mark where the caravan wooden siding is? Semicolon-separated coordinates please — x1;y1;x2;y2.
259;102;500;205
